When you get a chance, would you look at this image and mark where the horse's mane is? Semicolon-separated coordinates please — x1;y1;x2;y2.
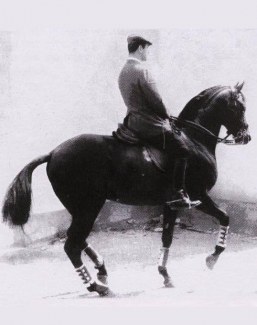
178;85;230;121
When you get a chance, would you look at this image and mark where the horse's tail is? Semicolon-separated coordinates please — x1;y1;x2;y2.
2;154;51;226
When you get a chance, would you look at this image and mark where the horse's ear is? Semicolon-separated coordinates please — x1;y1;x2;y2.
235;81;245;93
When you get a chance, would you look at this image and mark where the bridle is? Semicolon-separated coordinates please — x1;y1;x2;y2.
169;116;243;145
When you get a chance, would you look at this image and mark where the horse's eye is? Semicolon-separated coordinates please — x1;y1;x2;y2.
234;100;245;113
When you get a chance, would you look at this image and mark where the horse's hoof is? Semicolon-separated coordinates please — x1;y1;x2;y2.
99;288;111;297
164;280;174;288
164;277;174;288
97;274;108;285
101;289;115;297
206;254;219;270
87;281;110;296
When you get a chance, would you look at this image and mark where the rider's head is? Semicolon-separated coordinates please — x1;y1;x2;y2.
127;35;152;61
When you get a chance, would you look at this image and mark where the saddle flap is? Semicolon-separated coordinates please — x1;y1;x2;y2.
144;145;168;172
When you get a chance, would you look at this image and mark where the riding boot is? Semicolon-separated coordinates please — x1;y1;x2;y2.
166;159;201;210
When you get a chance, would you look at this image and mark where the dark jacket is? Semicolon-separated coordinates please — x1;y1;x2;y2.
118;58;170;138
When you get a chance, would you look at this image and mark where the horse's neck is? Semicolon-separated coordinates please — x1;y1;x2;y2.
187;109;222;154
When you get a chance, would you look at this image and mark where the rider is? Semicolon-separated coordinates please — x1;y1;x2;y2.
116;35;201;210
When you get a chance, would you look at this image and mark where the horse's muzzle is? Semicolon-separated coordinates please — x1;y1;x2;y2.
234;129;251;145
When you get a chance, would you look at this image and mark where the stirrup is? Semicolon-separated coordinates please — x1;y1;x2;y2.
166;190;201;210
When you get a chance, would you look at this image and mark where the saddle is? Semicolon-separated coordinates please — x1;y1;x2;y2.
112;124;168;172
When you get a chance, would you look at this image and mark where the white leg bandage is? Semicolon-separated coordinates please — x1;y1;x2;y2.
216;225;229;248
158;247;169;268
76;265;94;287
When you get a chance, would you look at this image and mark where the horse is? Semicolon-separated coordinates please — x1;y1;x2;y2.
2;82;251;296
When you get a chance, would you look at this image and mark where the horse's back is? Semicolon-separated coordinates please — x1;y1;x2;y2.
46;133;149;183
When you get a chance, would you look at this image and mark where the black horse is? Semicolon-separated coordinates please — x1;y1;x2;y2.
2;83;251;296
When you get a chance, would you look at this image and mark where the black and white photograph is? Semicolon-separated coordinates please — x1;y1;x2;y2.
0;1;257;323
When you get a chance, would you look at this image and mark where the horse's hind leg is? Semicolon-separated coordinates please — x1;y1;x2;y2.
158;205;178;287
83;242;108;284
62;195;110;296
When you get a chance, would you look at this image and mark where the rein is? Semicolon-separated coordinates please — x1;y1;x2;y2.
169;116;236;145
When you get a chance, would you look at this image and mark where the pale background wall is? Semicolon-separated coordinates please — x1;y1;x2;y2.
1;29;257;214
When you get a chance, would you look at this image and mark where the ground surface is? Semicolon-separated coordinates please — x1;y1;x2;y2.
1;228;257;309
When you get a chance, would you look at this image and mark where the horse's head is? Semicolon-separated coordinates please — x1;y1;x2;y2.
179;83;251;146
218;82;251;145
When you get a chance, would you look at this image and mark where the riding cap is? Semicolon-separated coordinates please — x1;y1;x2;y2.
127;35;152;47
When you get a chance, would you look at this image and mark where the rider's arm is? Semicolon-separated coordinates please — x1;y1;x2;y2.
140;68;170;119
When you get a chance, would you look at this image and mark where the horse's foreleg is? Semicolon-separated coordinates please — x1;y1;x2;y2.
83;242;108;284
197;195;229;270
158;205;178;287
205;225;229;269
